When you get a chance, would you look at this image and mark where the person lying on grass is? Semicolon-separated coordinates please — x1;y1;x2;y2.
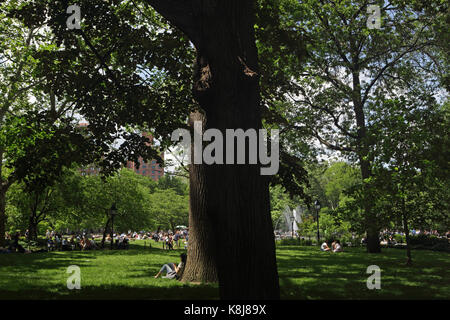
154;253;187;279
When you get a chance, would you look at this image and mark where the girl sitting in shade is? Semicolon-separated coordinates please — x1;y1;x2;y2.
154;253;187;279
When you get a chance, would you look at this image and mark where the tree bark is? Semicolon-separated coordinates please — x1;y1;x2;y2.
401;195;412;265
27;215;38;241
361;157;380;253
187;1;279;299
181;111;219;284
149;0;280;298
0;187;6;247
352;70;380;253
0;148;7;247
169;219;176;233
101;217;111;248
27;194;40;241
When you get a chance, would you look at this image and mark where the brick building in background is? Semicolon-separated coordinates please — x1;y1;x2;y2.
78;124;164;181
126;133;164;181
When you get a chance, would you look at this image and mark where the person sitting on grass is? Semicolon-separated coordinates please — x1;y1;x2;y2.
321;241;331;251
154;253;187;280
332;240;343;252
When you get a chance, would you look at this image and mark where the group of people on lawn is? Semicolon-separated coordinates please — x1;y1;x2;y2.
46;231;100;251
153;230;188;250
321;240;343;252
0;232;29;254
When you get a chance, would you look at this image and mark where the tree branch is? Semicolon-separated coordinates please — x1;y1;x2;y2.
311;128;355;153
144;0;198;45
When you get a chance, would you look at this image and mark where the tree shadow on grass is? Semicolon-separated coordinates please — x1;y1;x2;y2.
0;282;219;300
0;248;219;300
276;246;450;299
2;246;447;300
0;251;97;273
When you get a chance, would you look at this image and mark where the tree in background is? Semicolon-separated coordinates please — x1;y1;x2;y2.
271;0;448;252
148;188;189;232
0;0;118;246
4;0;448;298
368;98;449;264
5;168;190;240
270;184;296;230
12;0;290;298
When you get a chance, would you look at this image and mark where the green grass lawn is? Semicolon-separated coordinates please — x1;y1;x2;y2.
0;240;448;299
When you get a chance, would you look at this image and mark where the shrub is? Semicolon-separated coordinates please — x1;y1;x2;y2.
431;242;450;252
275;238;315;246
400;234;449;252
278;238;299;246
299;239;313;246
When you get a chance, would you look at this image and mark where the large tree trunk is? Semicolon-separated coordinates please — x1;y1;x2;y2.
187;1;279;299
148;0;280;299
181;111;219;283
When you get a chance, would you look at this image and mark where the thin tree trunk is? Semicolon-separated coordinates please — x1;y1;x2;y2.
183;1;279;299
0;148;6;247
401;195;412;265
352;70;380;254
169;219;176;233
27;196;40;241
101;217;111;248
361;158;380;253
27;215;38;241
0;187;6;247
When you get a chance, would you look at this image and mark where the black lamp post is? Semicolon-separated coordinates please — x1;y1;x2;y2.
109;203;117;250
315;200;321;246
